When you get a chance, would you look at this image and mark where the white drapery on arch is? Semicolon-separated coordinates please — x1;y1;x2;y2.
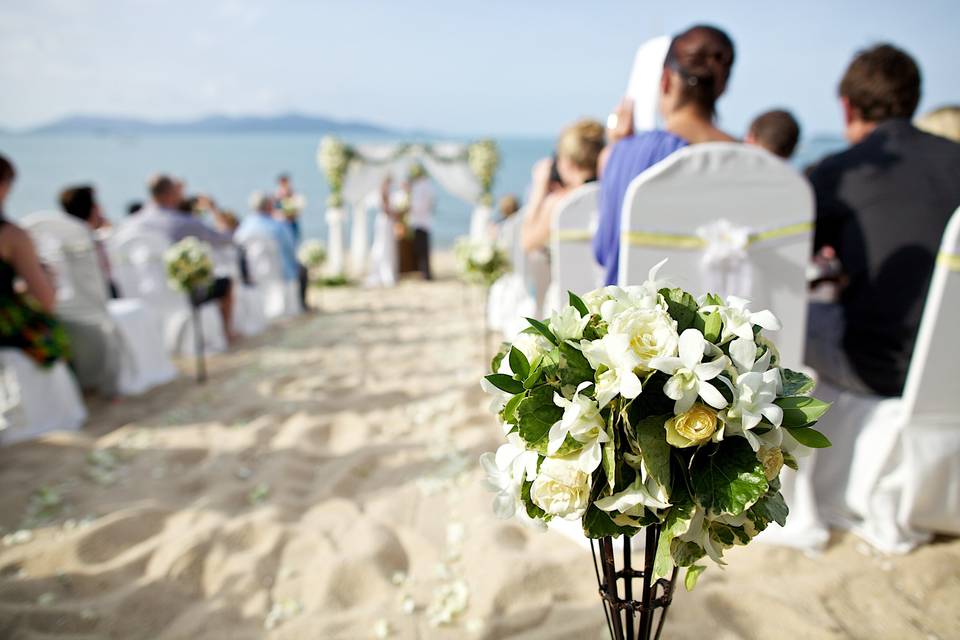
324;142;488;277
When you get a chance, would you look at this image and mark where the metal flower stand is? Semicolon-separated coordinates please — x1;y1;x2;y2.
590;525;679;640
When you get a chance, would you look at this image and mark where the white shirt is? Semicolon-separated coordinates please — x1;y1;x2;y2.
408;178;435;231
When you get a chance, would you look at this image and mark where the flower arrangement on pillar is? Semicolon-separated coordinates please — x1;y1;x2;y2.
317;136;354;278
479;260;831;640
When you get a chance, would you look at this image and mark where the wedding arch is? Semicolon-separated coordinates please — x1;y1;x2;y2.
316;137;500;277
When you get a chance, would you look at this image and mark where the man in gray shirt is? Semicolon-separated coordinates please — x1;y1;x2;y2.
126;175;237;341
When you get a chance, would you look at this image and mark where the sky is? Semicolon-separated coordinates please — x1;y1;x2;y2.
0;0;958;138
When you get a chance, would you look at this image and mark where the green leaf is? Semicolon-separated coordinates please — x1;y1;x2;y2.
568;291;589;317
747;490;789;530
583;315;607;341
509;347;530;380
653;498;694;580
684;565;706;591
501;392;525;425
702;293;724;307
670;539;706;567
582;503;637;538
660;288;699;332
521;480;549;521
525;317;558;345
558;342;594;389
634;415;672;492
782;452;799;471
775;396;831;427
602;434;616;491
781;369;816;396
690;439;769;516
784;426;832;448
491;343;509;374
694;310;722;343
516;385;563;448
485;373;525;395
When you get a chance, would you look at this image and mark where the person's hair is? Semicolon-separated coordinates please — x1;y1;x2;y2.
149;174;177;200
557;118;605;175
218;209;240;230
838;44;921;122
59;185;97;221
748;109;801;159
178;195;199;214
255;193;274;211
0;154;15;185
127;201;143;216
664;24;735;116
498;194;520;218
915;105;960;143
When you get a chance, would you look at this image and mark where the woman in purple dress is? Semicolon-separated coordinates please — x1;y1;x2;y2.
594;25;739;285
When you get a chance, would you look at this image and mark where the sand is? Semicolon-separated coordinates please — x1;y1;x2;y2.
1;261;958;640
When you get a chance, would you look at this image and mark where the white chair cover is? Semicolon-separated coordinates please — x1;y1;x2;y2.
23;212;178;395
805;206;960;553
108;228;227;357
239;233;300;320
211;245;267;338
543;183;602;315
618;143;814;371
487;211;537;339
0;349;86;444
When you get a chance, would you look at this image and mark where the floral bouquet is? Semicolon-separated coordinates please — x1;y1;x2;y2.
279;193;307;219
164;236;214;294
297;239;326;272
467;140;500;206
317;136;353;208
453;236;510;287
480;261;830;639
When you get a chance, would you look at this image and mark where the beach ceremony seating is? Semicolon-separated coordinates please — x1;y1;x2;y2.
108;227;227;357
793;207;960;553
211;245;268;338
237;233;300;320
0;348;87;444
542;183;602;315
487;209;537;339
22;211;178;396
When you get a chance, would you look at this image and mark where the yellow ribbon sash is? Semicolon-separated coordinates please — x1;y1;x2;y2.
555;229;594;243
621;221;813;249
937;251;960;271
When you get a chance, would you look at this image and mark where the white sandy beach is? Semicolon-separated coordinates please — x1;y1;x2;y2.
1;258;958;640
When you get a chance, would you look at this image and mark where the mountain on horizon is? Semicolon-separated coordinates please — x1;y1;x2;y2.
18;112;410;136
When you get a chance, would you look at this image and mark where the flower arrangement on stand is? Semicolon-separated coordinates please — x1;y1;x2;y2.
164;236;215;382
317;136;353;208
479;261;831;640
454;236;510;364
467;140;500;206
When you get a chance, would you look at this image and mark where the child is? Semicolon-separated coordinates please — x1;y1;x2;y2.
745;109;801;159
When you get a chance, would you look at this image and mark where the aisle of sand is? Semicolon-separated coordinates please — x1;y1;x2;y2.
1;268;957;639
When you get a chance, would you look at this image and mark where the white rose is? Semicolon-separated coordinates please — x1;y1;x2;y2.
472;243;494;266
530;456;592;519
607;307;679;371
550;306;590;342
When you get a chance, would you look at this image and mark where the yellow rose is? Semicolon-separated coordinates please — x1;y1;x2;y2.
665;404;718;448
758;446;784;480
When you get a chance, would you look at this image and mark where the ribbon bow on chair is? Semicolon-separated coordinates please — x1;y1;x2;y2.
695;219;753;298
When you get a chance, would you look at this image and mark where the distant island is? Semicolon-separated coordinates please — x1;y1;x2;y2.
10;112;412;137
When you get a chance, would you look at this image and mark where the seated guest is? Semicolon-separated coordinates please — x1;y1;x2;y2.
236;193;307;309
498;194;520;222
806;44;960;396
521;119;605;254
595;24;737;285
745;109;801;159
125;174;238;340
0;154;70;367
59;184;119;298
915;105;960;143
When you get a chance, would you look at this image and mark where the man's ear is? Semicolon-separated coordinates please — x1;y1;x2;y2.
840;96;858;126
660;68;671;95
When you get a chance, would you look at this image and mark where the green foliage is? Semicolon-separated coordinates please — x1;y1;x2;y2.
747;490;789;532
516;385;563;448
690;439;768;516
685;565;707;591
785;426;832;448
521;480;549;520
659;288;699;332
670;539;706;567
525;317;558;345
485;373;524;395
582;502;638;539
653;496;694;580
776;396;831;427
568;292;590;317
508;347;530;380
633;415;672;492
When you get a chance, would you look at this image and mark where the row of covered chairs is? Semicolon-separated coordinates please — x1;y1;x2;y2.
0;211;302;445
489;142;960;553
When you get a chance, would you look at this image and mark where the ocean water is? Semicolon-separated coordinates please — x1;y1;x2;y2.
0;133;844;247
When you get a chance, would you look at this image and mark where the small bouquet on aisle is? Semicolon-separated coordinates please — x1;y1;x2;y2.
453;236;510;287
164;236;214;293
479;260;830;639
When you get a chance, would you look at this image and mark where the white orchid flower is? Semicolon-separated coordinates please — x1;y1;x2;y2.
579;333;644;408
728;335;772;375
592;259;669;321
549;382;608;472
703;295;781;343
677;507;728;565
479;434;538;520
550;306;590;343
722;368;783;450
649;328;730;414
595;474;672;524
480;376;513;416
